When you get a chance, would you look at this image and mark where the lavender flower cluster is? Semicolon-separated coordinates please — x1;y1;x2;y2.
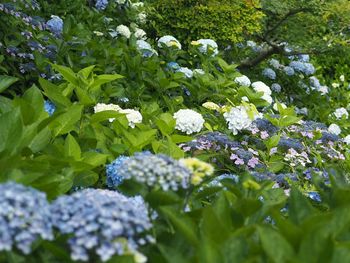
51;188;153;262
117;151;191;191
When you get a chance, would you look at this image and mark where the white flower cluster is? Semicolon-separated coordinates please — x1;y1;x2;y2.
333;107;348;119
196;39;218;56
328;123;341;135
177;67;193;78
158;35;182;49
94;103;142;128
234;75;251;86
173;109;205;134
115;25;131;38
251;81;273;104
223;106;257;135
343;135;350;145
136;40;157;57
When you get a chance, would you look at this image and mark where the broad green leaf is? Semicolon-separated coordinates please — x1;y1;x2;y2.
78;65;95;78
49;104;83;136
64;134;81;159
0;75;18;93
28;127;51;153
258;226;295;262
89;74;124;90
39;78;71;107
51;64;78;85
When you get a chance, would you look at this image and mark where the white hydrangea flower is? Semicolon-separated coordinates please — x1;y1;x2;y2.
318;85;328;95
334;107;348;119
223;106;255;135
196;39;218;56
137;12;147;24
173;109;205;134
332;83;340;88
252;81;273;104
116;0;127;4
177;67;193;78
193;69;205;75
136;40;157;57
158;35;182;49
241;96;249;102
120;109;143;128
340;75;345;82
116;25;131;38
134;28;146;39
234;75;251;86
328;124;341;135
131;2;144;8
93;103;122;122
343;135;350;145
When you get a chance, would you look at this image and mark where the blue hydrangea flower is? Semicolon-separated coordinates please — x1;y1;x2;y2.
46;15;63;37
51;189;153;262
298;54;310;62
0;182;53;254
106;156;129;187
166;62;180;71
308;191;321;202
262;68;276;80
309;76;321;89
269;59;280;69
278;137;304;152
95;0;108;10
289;61;315;75
271;83;282;93
118;151;191;191
283;66;295;76
44;100;56;116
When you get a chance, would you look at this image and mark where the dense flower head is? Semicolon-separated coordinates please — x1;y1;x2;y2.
224;106;257;135
136;40;157;57
262;68;276;80
51;189;152;262
333;107;348;119
106;156;130;187
173;109;205;134
196;39;218;56
0;182;53;254
117;151;191;191
271;83;282;93
176;67;193;78
269;59;281;69
179;158;214;185
289;61;315;75
116;25;131;39
46;15;63;37
283;66;295;76
119;109;143;128
134;28;146;39
44;100;56;116
343;135;350;145
278;137;304;152
93;103;142;128
328;124;341;135
234;75;251;86
158;35;181;49
166;61;180;71
252;81;273;104
95;0;108;10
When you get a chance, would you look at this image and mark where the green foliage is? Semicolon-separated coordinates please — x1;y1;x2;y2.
145;0;264;46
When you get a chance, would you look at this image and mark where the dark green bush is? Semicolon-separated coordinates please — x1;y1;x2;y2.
145;0;264;47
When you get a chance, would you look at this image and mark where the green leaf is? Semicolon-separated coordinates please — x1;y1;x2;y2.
0;108;23;154
90;110;123;123
39;78;71;107
0;75;18;93
257;226;295;262
64;134;81;159
28;127;51;153
146;190;181;207
49;105;83;137
160;206;199;246
51;64;78;85
78;65;95;78
89;74;124;90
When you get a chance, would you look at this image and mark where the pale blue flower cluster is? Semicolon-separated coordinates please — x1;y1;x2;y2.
271;83;282;93
51;189;153;262
95;0;108;10
0;182;53;254
44;100;56;116
46;15;63;37
118;151;191;191
283;66;295;76
262;68;276;80
289;61;315;75
106;156;130;187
